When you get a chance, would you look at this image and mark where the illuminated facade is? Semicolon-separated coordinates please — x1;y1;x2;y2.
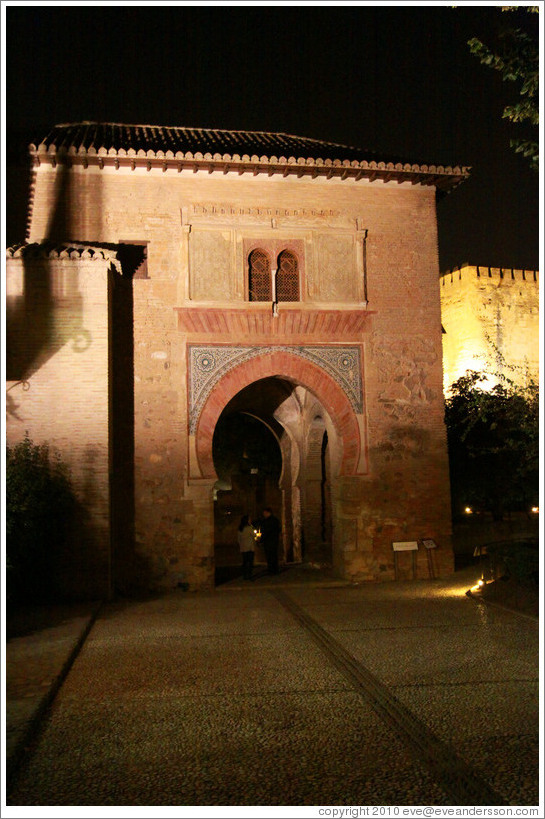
6;123;470;597
440;265;539;393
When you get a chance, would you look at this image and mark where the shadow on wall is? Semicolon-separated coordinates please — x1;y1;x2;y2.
6;153;153;599
108;262;156;597
55;454;107;602
6;165;86;386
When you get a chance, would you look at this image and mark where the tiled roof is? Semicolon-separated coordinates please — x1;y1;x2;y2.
29;122;470;191
34;122;415;163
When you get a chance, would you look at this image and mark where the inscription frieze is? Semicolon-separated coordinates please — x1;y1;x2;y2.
185;202;355;229
189;203;340;219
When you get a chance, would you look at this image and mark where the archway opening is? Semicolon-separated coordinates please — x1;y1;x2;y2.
212;407;282;585
300;418;332;566
210;375;337;584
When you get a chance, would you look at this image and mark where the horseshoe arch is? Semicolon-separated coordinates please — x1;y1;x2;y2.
194;349;366;479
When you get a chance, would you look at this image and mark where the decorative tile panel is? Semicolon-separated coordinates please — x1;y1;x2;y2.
188;345;362;432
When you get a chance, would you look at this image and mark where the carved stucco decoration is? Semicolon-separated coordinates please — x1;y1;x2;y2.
189;228;233;300
314;234;358;301
188;345;363;433
372;335;438;422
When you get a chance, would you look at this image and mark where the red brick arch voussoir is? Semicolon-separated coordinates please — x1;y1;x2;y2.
195;350;361;478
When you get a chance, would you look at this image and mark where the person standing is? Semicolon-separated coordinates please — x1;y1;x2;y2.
237;514;256;581
259;507;281;574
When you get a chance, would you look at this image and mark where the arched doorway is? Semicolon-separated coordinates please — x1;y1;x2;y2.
212;409;282;584
195;349;362;480
193;348;365;586
209;375;342;584
300;416;332;566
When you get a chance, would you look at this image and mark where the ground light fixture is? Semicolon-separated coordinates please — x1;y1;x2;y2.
467;578;486;596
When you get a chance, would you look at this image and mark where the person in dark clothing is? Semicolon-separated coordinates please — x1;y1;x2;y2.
259;507;281;574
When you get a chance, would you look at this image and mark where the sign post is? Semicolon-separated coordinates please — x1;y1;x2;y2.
421;538;438;578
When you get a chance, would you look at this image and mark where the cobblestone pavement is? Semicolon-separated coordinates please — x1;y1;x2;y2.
4;567;540;808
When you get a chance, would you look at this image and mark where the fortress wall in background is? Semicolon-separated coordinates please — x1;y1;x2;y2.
440;265;539;392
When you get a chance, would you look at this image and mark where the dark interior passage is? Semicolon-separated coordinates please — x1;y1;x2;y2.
213;411;282;584
212;376;334;585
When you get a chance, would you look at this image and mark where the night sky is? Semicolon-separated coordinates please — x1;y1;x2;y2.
4;2;541;272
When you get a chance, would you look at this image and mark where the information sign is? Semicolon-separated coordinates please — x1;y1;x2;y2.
392;541;419;552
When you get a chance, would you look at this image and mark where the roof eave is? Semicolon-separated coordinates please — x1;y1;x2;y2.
29;144;471;191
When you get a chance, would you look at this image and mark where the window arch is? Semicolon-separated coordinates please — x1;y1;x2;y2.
248;249;271;301
276;250;299;302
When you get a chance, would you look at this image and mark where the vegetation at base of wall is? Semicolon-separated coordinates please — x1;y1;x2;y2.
6;435;77;605
445;369;539;522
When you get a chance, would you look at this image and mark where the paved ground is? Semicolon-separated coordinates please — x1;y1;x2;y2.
3;565;541;808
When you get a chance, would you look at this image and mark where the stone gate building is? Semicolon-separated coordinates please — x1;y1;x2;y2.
5;122;470;598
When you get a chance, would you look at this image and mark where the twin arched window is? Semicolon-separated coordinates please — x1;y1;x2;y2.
249;249;299;302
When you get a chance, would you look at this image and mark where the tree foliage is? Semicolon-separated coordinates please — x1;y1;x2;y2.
445;370;539;520
468;6;539;171
6;436;77;603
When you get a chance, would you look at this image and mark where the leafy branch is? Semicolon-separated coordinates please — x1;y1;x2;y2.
468;7;539;171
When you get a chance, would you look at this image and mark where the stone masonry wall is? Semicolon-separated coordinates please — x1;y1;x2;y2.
25;163;454;590
340;189;453;580
441;265;539;392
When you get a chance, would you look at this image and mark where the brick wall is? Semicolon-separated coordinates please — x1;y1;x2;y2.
6;248;113;599
21;163;455;590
